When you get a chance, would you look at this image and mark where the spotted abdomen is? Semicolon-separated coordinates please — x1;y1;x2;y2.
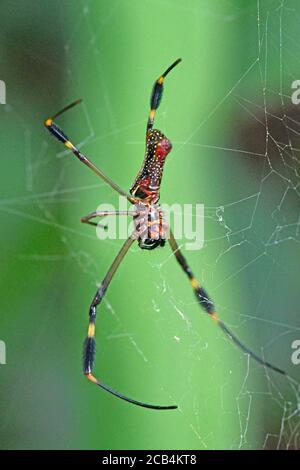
130;129;172;203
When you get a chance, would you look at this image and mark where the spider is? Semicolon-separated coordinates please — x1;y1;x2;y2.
44;59;285;410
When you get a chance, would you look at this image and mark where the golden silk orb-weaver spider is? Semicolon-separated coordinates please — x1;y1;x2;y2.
44;59;286;410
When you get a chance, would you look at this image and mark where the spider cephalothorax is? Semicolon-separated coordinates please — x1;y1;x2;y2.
133;202;167;250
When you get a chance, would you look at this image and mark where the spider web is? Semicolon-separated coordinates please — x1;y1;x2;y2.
1;0;300;450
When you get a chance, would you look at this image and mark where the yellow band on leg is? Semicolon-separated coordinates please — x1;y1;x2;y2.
87;323;95;338
85;373;97;384
210;312;219;323
65;140;74;149
190;277;200;289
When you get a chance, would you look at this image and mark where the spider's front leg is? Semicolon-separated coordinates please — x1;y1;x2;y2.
82;230;177;410
83;235;134;382
168;229;286;376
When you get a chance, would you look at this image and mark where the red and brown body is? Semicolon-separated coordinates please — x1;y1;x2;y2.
130;128;172;249
130;129;172;204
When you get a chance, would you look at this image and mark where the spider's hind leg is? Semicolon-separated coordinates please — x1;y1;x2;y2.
147;58;181;132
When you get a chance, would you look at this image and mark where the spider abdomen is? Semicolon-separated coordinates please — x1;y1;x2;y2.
130;129;172;203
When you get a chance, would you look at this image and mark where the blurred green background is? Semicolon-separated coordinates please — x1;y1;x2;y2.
0;0;299;450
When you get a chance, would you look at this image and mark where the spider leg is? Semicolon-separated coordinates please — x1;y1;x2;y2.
168;229;286;376
81;210;138;228
83;231;177;410
44;100;135;204
147;58;181;133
